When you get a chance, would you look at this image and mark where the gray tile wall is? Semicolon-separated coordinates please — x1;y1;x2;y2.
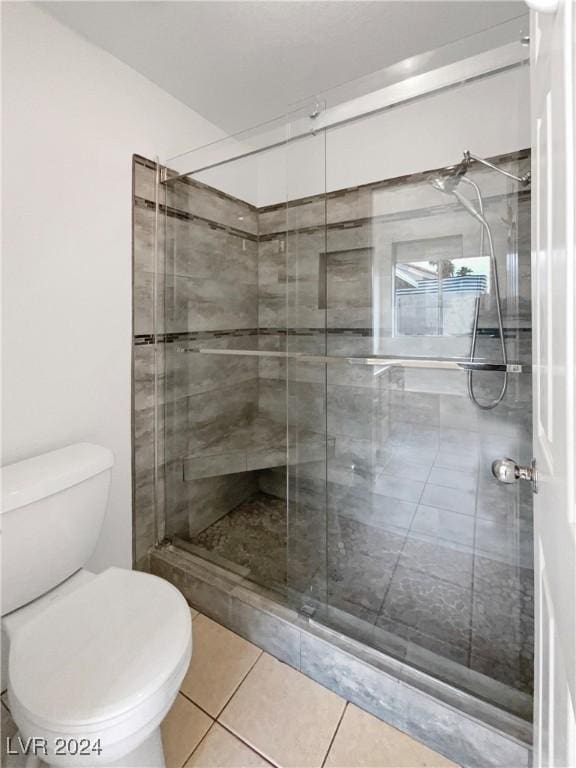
254;150;533;698
132;157;260;567
165;175;261;537
133;150;533;714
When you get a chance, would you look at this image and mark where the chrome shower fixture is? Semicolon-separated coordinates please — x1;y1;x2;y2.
431;151;530;194
464;150;531;187
428;150;530;410
430;154;472;194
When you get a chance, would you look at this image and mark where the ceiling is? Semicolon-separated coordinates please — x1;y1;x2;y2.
43;1;527;134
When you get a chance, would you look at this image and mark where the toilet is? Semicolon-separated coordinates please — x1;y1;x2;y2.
1;443;192;767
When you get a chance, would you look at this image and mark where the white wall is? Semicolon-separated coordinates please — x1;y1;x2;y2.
255;64;530;206
1;3;226;571
174;42;530;210
1;3;531;573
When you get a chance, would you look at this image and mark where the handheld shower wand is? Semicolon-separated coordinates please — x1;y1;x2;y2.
429;151;527;410
454;178;509;410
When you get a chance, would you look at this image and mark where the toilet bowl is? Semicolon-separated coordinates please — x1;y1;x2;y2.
6;568;192;767
1;444;193;768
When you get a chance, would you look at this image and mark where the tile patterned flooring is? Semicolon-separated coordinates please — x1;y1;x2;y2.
188;482;534;697
169;612;458;767
190;495;287;587
1;610;457;768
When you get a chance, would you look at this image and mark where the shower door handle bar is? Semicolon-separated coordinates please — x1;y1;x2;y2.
181;347;524;373
346;357;522;372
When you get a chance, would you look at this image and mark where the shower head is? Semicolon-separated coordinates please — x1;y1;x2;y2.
430;151;472;194
430;152;489;226
431;149;532;195
431;164;490;229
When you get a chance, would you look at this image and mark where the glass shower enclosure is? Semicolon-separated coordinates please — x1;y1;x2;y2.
159;38;533;728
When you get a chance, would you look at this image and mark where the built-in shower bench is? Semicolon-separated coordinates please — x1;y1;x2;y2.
182;415;333;481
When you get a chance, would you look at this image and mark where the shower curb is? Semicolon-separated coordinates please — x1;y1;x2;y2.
150;545;532;768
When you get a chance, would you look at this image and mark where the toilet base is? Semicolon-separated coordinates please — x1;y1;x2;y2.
109;729;165;768
23;729;166;768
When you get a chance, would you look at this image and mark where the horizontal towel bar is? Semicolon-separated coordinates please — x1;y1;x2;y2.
175;347;526;373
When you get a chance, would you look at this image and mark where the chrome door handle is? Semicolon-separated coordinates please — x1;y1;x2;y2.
491;458;538;493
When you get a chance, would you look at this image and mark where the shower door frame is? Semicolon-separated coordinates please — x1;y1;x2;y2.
152;34;536;752
161;43;528;183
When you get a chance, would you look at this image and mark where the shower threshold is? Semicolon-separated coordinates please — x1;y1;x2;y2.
150;544;532;768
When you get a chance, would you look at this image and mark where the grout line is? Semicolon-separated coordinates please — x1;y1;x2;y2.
179;648;264;723
176;615;348;768
374;442;463;624
214;719;277;767
177;690;215;721
321;701;348;768
375;447;438;618
216;648;264;718
178;719;218;768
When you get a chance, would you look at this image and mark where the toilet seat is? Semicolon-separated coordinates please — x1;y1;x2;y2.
8;567;192;765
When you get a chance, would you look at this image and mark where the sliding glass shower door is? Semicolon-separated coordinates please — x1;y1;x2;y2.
160;63;533;722
283;127;329;609
162;141;288;591
284;106;533;721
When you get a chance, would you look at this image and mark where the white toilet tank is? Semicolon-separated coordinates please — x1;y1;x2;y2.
1;443;114;616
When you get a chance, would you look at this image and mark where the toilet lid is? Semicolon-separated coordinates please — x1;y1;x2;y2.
9;567;191;729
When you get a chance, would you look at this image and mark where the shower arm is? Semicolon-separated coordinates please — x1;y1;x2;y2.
465;152;531;187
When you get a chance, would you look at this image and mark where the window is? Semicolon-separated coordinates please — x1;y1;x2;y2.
393;235;488;336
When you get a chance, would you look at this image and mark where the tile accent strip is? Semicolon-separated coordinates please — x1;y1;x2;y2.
133;327;532;345
257;189;532;241
134;196;259;242
134;153;259;213
257;149;532;214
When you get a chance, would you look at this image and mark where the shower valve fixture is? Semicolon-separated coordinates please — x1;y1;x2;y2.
492;458;538;493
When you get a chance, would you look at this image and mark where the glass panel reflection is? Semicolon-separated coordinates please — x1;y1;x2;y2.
159;68;533;724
